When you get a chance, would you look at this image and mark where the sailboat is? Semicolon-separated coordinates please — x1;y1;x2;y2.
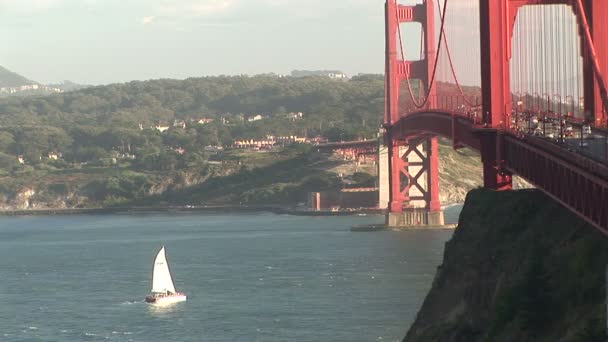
145;246;187;304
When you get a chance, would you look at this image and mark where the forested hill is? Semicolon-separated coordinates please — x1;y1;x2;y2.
0;74;385;141
0;66;37;88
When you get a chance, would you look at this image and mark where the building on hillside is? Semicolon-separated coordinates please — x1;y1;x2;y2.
287;112;304;121
232;135;314;149
275;135;307;145
111;150;136;160
247;114;264;122
17;155;25;164
328;72;348;79
155;124;170;133
173;119;187;129
173;147;186;155
291;70;348;79
310;136;329;144
233;139;276;149
18;85;37;91
43;86;63;93
47;152;60;160
196;118;214;125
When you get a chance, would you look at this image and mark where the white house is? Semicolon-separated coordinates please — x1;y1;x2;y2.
196;118;214;125
173;119;187;129
247;114;264;122
328;72;348;79
288;112;304;121
155;125;170;133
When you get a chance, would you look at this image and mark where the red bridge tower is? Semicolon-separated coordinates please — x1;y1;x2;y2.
385;0;444;226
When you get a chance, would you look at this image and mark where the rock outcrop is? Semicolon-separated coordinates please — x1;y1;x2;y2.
404;189;607;342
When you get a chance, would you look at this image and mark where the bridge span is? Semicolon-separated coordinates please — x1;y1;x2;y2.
384;0;608;234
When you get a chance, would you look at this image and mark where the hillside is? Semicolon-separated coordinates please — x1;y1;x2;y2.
0;74;499;210
404;189;607;342
0;66;37;88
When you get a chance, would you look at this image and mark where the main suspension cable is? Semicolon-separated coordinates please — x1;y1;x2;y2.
396;0;449;109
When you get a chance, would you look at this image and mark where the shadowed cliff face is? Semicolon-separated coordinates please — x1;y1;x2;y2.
404;189;607;342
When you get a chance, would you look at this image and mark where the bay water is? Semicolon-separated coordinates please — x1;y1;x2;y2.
0;207;461;341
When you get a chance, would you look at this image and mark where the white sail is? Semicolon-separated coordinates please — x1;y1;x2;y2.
151;246;176;294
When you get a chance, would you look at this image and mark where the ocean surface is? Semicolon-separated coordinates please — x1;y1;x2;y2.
0;206;461;342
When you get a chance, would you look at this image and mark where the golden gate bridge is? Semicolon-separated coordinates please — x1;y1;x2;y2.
383;0;608;233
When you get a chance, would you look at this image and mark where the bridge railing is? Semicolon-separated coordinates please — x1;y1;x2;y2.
509;110;608;165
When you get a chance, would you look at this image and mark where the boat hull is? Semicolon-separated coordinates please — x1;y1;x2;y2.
145;294;187;305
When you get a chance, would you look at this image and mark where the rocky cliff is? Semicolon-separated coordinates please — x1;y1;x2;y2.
404;189;607;342
438;143;532;204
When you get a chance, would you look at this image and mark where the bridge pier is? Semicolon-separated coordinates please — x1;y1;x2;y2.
387;209;445;227
383;136;445;228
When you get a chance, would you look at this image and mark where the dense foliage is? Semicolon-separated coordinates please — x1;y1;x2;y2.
0;74;384;168
0;75;384;206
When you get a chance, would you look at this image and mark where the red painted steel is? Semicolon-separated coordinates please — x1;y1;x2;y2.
384;0;608;232
503;134;608;234
574;0;608;127
428;138;442;212
385;0;441;214
477;0;608;189
391;108;607;232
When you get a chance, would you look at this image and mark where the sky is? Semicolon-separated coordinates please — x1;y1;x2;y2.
0;0;386;85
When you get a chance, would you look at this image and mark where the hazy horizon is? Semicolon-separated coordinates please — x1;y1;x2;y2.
0;0;388;86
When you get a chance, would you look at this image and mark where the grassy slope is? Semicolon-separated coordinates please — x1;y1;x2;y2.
0;138;528;209
0;140;496;208
155;151;337;206
438;141;483;204
404;189;607;342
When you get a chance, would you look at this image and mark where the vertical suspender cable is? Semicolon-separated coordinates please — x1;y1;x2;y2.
516;15;521;99
547;6;556;111
564;6;568;109
541;6;546;103
433;0;476;107
555;6;564;115
395;0;449;109
575;6;582;117
560;6;564;111
531;8;536;105
524;9;529;106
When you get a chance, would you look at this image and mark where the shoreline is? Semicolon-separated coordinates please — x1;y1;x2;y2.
0;205;388;217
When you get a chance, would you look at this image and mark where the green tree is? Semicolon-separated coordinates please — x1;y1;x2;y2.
0;131;15;153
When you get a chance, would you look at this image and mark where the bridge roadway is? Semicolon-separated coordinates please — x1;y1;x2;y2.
511;114;608;164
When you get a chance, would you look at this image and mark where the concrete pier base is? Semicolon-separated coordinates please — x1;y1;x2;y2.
386;209;445;228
